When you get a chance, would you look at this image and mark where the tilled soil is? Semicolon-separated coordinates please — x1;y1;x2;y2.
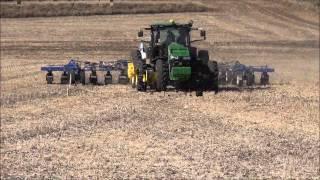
1;0;319;178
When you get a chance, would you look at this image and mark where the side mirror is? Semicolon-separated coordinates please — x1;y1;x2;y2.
138;30;143;37
200;30;206;39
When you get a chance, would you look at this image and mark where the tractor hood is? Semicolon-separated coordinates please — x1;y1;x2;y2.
168;42;190;58
167;42;191;81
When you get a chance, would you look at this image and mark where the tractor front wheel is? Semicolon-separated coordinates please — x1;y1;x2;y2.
156;60;168;91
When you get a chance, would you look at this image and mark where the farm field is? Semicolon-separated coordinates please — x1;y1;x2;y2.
1;0;319;178
0;0;209;18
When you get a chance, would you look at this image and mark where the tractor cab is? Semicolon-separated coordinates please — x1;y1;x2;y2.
138;20;205;60
151;23;191;48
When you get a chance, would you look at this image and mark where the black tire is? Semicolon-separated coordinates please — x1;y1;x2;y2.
196;90;203;97
137;74;146;91
190;47;197;60
46;72;53;84
60;73;68;84
246;72;255;86
47;78;53;84
155;59;168;91
207;61;219;93
105;75;112;85
260;72;269;85
198;50;209;65
80;70;86;85
105;71;112;85
90;72;97;85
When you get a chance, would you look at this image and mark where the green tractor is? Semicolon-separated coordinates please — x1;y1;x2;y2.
128;20;218;96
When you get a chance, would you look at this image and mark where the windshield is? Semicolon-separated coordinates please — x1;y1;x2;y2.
154;27;190;46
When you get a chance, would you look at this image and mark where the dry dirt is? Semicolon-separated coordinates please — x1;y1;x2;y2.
0;1;210;18
1;0;319;178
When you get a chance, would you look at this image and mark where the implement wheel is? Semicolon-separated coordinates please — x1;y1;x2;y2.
90;72;97;85
60;72;68;84
80;70;86;85
105;72;112;85
46;72;53;84
260;72;269;86
246;72;255;86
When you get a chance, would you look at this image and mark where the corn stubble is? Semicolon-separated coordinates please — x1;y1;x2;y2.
0;0;319;178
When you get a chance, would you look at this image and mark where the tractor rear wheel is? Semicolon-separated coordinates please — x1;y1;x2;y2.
156;59;168;91
198;50;209;65
207;60;219;93
198;50;219;93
